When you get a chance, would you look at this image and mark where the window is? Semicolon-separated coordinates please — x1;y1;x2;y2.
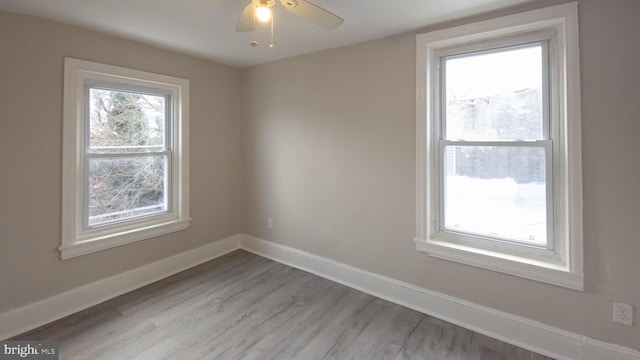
61;58;190;259
415;3;583;290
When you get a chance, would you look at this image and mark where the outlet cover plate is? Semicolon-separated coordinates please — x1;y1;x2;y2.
613;302;633;326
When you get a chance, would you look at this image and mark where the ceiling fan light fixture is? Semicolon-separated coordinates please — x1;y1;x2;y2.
236;0;343;34
255;6;272;22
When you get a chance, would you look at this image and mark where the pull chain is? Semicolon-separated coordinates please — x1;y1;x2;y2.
269;12;275;48
251;5;258;47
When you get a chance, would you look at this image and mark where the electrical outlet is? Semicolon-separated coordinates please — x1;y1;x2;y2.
267;218;274;230
613;302;633;326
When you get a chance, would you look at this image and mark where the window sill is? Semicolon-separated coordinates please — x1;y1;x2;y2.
415;238;584;291
60;218;191;260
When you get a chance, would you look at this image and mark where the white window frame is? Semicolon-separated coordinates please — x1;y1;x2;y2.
61;58;190;260
415;3;583;290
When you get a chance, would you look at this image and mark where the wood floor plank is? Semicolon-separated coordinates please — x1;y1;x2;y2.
185;271;336;359
14;250;554;360
323;299;425;360
216;281;342;358
267;288;374;359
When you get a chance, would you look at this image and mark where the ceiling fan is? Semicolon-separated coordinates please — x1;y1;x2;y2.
235;0;343;32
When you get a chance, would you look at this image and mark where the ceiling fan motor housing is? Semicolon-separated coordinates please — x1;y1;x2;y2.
253;0;275;7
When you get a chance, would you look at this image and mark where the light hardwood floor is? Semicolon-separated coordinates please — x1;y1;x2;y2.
15;250;553;359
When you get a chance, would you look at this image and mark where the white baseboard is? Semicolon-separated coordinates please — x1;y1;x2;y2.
0;234;241;341
2;233;638;360
239;234;640;360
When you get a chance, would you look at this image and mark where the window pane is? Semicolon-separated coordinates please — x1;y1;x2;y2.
444;45;544;141
89;88;166;152
443;145;547;246
88;156;167;226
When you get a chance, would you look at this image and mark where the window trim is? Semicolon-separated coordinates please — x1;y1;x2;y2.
415;3;583;290
61;58;190;260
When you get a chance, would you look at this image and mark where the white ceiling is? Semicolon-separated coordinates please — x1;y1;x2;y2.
0;0;533;68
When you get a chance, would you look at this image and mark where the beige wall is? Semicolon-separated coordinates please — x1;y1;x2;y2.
0;12;243;311
242;0;640;350
1;0;639;351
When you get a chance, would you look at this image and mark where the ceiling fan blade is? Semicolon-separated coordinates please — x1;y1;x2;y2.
236;4;255;32
279;0;343;30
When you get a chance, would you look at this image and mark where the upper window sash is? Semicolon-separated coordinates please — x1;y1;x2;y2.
83;83;173;154
438;40;552;142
